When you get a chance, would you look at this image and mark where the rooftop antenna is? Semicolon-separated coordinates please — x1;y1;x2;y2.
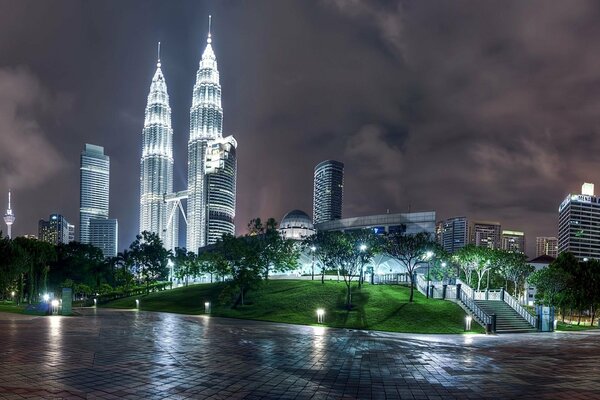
157;41;161;67
207;15;212;44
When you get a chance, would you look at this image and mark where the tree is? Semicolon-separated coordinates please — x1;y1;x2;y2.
247;218;299;280
129;231;170;294
13;237;56;303
452;245;497;290
303;231;330;284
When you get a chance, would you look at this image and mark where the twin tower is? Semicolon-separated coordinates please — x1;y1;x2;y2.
139;17;237;252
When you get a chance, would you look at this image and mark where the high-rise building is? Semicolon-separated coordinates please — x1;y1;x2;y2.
536;236;558;258
187;17;237;252
3;191;15;239
313;160;344;225
139;43;177;251
90;219;118;258
470;221;501;249
80;144;110;243
205;137;237;245
39;214;71;245
558;183;600;260
437;217;468;254
501;230;525;253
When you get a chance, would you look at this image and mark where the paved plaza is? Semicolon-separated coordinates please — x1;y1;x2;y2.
0;309;599;399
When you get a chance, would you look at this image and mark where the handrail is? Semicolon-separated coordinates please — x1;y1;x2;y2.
415;274;428;296
503;290;536;327
459;286;493;326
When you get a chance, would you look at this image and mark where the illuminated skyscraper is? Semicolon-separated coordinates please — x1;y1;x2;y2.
187;17;237;251
469;221;502;249
437;216;468;254
313;160;344;224
501;230;526;254
39;214;71;245
139;43;178;250
3;191;15;239
536;236;558;258
558;183;600;260
80;144;109;243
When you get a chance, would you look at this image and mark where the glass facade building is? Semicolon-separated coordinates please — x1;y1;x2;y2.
187;21;237;252
90;218;118;258
437;216;468;254
80;144;109;243
139;48;177;251
313;160;344;225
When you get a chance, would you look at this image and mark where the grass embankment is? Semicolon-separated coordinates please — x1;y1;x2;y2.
103;280;482;334
556;321;599;332
0;302;26;314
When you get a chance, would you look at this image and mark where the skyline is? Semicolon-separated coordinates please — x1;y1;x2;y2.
2;1;600;256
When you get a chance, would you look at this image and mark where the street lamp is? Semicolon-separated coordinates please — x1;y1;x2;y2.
425;251;434;298
310;246;316;281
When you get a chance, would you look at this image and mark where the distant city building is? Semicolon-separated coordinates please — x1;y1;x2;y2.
526;255;555;305
39;214;72;245
501;230;526;253
313;160;344;225
205;136;237;246
68;223;75;243
3;191;15;239
437;216;468;253
536;236;558;258
470;221;501;249
80;144;109;244
279;210;315;240
90;219;118;258
558;182;600;260
315;211;435;236
22;234;37;239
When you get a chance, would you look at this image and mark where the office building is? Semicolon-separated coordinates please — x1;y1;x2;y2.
139;43;177;251
90;219;118;258
470;221;501;249
437;216;468;253
313;160;344;224
187;17;237;251
536;236;558;258
558;182;600;260
315;211;435;236
80;144;110;243
501;230;526;253
39;214;71;245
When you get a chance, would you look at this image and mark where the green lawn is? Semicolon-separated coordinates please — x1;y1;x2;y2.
556;321;599;332
0;302;27;314
103;280;483;334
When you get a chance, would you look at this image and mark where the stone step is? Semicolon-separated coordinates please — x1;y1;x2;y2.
474;300;535;333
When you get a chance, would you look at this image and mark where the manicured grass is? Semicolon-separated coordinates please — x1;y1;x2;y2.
103;280;483;334
556;321;599;332
0;302;27;314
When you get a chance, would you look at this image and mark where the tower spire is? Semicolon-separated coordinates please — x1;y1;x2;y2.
207;15;212;44
157;41;161;67
4;190;15;239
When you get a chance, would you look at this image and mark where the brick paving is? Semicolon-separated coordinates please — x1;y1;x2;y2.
0;309;599;399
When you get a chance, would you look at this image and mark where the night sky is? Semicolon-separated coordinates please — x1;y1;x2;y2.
1;0;600;256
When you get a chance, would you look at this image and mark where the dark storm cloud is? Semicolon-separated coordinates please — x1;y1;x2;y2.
1;0;600;255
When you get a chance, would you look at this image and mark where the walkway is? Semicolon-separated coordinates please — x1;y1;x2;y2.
0;309;598;399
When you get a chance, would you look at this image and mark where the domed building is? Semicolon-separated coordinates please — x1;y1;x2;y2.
279;209;315;240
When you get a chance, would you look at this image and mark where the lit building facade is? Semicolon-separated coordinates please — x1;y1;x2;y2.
501;230;526;253
279;210;315;240
80;144;109;243
187;19;237;251
313;160;344;225
558;183;600;260
437;216;468;253
470;221;501;249
139;45;177;251
536;236;558;258
90;218;118;258
315;211;435;236
39;214;71;245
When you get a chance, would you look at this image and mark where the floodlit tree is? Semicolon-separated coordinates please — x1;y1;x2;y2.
381;232;437;302
129;231;171;294
452;245;497;290
247;217;299;280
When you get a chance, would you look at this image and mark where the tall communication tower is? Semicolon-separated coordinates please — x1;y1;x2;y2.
3;191;15;239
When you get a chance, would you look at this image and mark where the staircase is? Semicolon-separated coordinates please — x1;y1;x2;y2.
475;300;536;333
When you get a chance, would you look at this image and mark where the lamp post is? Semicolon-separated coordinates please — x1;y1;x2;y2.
359;244;367;288
425;251;433;298
310;246;316;281
168;260;174;288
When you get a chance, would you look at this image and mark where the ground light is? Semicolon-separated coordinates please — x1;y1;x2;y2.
465;315;472;331
204;301;211;314
317;308;325;324
51;299;59;315
93;298;97;307
135;299;140;309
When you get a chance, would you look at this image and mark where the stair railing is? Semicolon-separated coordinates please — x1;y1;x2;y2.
502;289;536;327
457;281;494;332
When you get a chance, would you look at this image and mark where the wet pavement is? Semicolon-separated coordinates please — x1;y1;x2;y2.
0;308;599;399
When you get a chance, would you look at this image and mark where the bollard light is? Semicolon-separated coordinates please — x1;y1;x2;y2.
465;315;472;331
317;308;325;324
93;298;97;307
205;301;211;314
135;299;140;309
51;299;59;315
11;291;15;298
554;319;558;330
